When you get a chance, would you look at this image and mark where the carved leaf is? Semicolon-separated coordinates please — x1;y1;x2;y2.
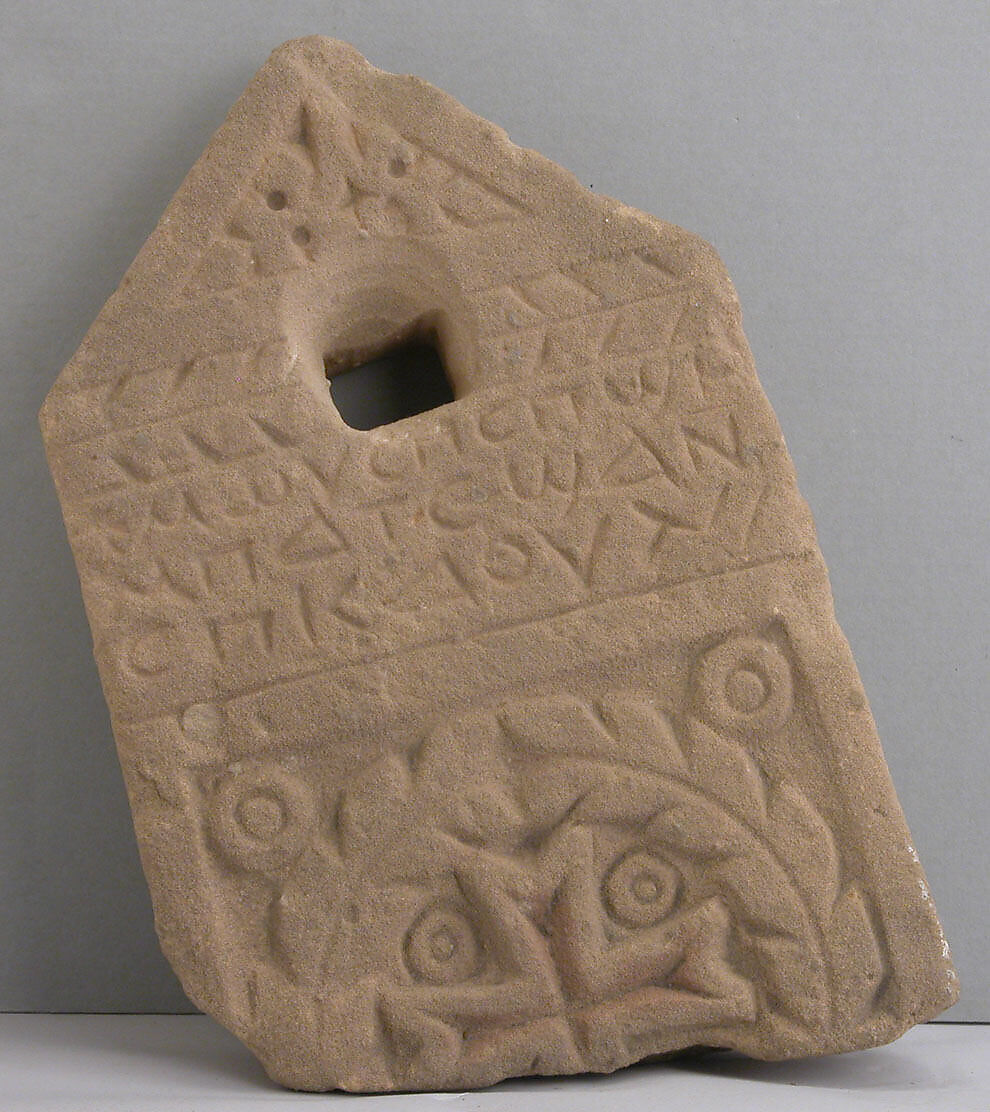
337;755;412;860
378;993;460;1087
570;766;664;825
750;1008;820;1059
499;695;612;759
445;786;526;845
683;717;766;827
271;844;345;981
709;852;808;939
741;928;829;1030
415;717;525;844
513;757;665;835
598;693;687;772
764;782;840;920
824;886;885;1020
643;797;739;859
511;758;592;830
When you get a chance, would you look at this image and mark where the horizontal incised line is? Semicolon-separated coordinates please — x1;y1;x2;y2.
49;383;288;452
117;551;809;726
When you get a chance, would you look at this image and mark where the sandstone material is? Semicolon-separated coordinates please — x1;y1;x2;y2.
39;37;958;1092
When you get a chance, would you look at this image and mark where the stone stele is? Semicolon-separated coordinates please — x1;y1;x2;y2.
40;36;957;1093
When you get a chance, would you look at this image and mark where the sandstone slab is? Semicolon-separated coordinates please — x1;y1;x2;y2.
39;37;958;1092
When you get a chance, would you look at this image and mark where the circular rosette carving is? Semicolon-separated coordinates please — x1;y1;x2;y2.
603;849;680;927
403;904;482;985
694;634;793;736
207;760;316;876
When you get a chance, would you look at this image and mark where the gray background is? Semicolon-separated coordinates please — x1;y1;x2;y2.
1;0;986;1020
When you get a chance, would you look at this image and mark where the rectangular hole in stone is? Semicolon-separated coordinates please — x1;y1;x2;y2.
325;327;456;430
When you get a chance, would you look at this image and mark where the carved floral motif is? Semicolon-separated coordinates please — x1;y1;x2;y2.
195;630;884;1088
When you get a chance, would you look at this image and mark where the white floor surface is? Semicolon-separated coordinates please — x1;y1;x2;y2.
0;1016;986;1111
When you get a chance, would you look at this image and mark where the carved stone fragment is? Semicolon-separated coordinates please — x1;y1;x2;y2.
39;36;958;1092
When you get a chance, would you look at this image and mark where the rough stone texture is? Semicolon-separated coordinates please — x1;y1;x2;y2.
39;36;958;1093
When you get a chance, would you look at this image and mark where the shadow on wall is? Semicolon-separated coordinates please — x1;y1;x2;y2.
0;61;264;1014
